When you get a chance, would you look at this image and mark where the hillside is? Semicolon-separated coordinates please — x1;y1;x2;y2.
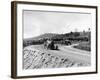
33;33;59;40
24;33;59;41
24;31;90;41
23;31;90;47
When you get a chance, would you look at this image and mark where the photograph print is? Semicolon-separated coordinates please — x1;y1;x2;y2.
11;1;97;78
23;10;91;69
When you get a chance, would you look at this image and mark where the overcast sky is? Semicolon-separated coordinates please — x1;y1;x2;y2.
23;10;91;39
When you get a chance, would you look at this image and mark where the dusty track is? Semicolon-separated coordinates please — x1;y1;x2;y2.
26;45;91;64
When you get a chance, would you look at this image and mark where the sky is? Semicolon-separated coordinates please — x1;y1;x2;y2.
23;10;91;39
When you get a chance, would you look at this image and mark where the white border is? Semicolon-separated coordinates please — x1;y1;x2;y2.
17;3;96;76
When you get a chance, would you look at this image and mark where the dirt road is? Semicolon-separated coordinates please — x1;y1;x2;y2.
26;44;91;65
58;46;90;64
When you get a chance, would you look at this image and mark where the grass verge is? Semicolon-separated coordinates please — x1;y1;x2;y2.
73;42;91;51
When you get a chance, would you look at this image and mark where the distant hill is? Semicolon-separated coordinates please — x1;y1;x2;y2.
24;33;60;41
24;31;90;42
23;31;91;47
33;33;59;40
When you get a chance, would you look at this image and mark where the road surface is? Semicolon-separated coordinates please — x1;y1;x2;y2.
25;44;91;64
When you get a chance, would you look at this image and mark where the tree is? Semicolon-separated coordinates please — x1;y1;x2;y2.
74;32;80;37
